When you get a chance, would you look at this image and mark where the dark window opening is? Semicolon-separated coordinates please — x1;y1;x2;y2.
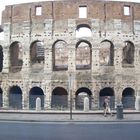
122;87;135;109
53;40;68;71
51;87;68;109
0;46;3;72
9;42;23;73
9;86;22;109
30;40;44;72
29;87;44;110
99;87;115;109
76;40;91;70
122;41;134;67
75;87;92;110
0;88;3;107
99;40;114;66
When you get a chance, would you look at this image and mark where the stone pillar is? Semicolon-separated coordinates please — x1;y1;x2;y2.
44;42;52;72
2;47;9;73
68;19;76;37
21;43;30;73
68;43;76;72
114;44;122;72
135;96;140;111
1;79;9;109
22;91;29;110
3;89;9;109
84;97;89;112
92;46;100;74
36;97;41;111
134;47;139;68
44;81;52;109
22;79;29;110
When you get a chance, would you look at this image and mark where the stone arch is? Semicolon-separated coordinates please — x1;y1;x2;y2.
9;86;22;109
9;41;23;73
76;40;92;69
0;88;3;107
30;40;44;71
99;40;114;66
76;24;92;38
122;87;135;109
51;87;68;109
29;86;44;110
75;87;92;110
99;87;115;109
0;45;3;72
52;40;68;71
122;41;134;67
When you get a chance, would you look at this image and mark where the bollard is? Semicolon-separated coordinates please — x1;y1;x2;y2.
36;97;41;111
84;97;89;112
116;104;123;119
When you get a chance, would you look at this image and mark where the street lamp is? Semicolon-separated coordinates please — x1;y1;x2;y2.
69;73;73;120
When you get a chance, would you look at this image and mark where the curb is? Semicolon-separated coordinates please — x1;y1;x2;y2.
0;110;139;115
0;119;140;123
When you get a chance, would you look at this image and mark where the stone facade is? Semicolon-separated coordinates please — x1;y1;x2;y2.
0;0;140;110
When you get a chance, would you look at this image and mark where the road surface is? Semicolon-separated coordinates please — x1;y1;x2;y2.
0;121;140;140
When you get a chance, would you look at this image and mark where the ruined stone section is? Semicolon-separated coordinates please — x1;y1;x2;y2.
135;96;140;111
84;97;89;112
0;0;140;111
36;97;41;111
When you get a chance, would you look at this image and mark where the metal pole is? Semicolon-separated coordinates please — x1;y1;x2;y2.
69;73;72;120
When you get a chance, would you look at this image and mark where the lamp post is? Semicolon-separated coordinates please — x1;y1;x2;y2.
69;73;73;120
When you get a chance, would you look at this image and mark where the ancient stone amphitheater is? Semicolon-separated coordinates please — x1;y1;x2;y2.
0;0;140;111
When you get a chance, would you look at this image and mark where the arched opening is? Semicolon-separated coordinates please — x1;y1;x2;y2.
76;24;92;38
0;28;4;41
76;40;92;70
0;45;3;72
99;87;115;109
51;87;68;109
52;40;68;71
9;42;23;73
122;87;135;109
9;86;22;109
122;41;134;67
0;88;3;107
75;87;92;110
99;40;114;66
30;40;44;72
29;87;44;110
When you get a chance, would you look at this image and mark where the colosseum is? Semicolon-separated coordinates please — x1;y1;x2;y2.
0;0;140;111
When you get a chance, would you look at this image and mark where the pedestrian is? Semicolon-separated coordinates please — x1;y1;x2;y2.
103;96;112;117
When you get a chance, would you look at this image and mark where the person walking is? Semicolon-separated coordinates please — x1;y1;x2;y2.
103;96;112;117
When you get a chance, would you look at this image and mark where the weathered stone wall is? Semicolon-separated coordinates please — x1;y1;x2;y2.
0;0;140;110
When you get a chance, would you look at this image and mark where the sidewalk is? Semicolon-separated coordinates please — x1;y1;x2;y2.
0;110;139;122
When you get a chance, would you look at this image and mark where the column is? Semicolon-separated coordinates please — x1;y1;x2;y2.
2;81;9;109
114;43;122;73
22;80;29;110
44;81;52;109
2;47;9;73
21;43;30;73
92;44;100;74
44;42;53;72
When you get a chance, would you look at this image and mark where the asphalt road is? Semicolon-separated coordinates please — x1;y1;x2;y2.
0;121;140;140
